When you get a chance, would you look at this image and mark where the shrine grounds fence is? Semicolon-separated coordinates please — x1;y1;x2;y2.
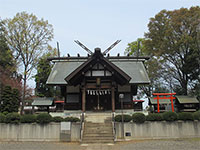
0;121;200;142
115;121;200;140
0;122;81;142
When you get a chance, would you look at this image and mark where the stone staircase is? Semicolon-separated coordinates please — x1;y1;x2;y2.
81;113;114;144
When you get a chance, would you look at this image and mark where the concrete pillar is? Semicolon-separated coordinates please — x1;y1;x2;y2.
111;87;115;112
82;87;86;112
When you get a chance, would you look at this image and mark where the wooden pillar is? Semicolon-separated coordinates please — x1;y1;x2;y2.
157;95;160;113
111;87;115;112
170;95;175;112
82;87;86;112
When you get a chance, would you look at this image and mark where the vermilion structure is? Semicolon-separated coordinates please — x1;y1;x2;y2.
152;93;176;113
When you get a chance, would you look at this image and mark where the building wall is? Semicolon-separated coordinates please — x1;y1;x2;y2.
115;121;200;140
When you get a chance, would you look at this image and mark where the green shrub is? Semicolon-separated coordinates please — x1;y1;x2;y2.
52;116;64;122
193;111;200;120
64;117;80;122
0;86;20;113
20;114;37;123
162;111;178;121
114;114;132;122
132;113;145;123
36;113;52;124
2;111;9;115
178;112;194;121
146;113;163;121
5;113;21;124
0;113;6;123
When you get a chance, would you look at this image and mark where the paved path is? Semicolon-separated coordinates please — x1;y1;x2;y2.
0;138;200;150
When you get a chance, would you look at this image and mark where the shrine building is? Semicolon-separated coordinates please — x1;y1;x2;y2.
46;47;150;112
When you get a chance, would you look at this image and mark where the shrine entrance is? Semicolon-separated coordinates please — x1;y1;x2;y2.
86;89;112;111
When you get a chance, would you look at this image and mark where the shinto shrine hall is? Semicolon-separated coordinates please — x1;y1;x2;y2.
46;41;150;112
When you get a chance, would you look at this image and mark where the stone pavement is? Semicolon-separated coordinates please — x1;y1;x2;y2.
0;138;200;150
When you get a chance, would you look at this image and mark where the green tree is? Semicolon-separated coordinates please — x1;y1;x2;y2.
0;20;18;101
0;23;15;71
144;6;200;95
125;38;146;56
125;38;165;97
35;52;54;97
2;12;54;114
0;86;20;113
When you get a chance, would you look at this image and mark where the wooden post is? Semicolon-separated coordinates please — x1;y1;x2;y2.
157;95;160;113
111;87;115;112
82;87;86;112
170;95;174;112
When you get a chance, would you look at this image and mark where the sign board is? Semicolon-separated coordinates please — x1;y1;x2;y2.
61;122;71;131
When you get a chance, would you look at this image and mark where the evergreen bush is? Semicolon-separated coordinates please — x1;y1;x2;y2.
64;117;80;122
178;112;194;121
5;113;21;124
36;113;52;124
162;111;178;121
114;114;132;122
146;113;163;121
20;114;37;123
12;88;20;112
0;113;5;123
193;111;200;120
2;111;8;115
52;116;64;122
132;113;145;123
0;86;20;113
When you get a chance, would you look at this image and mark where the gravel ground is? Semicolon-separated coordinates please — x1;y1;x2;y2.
0;138;200;150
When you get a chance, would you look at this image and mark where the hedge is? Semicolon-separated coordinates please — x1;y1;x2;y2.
162;111;178;121
193;111;200;120
0;111;199;124
52;116;64;122
178;112;194;121
0;113;5;123
20;114;37;123
146;113;163;121
64;117;80;122
5;113;21;124
114;114;132;122
36;113;52;124
132;113;145;123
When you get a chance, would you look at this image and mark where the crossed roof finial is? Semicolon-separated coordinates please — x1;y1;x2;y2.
74;40;121;55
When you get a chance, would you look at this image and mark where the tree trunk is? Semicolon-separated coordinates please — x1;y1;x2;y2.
181;80;188;95
20;74;26;115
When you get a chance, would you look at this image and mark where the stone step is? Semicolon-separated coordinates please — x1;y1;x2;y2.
84;126;112;129
83;131;113;136
83;136;114;140
82;139;114;144
84;130;113;134
82;113;114;144
85;122;112;125
85;112;112;116
83;133;113;137
84;113;112;123
84;124;112;127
